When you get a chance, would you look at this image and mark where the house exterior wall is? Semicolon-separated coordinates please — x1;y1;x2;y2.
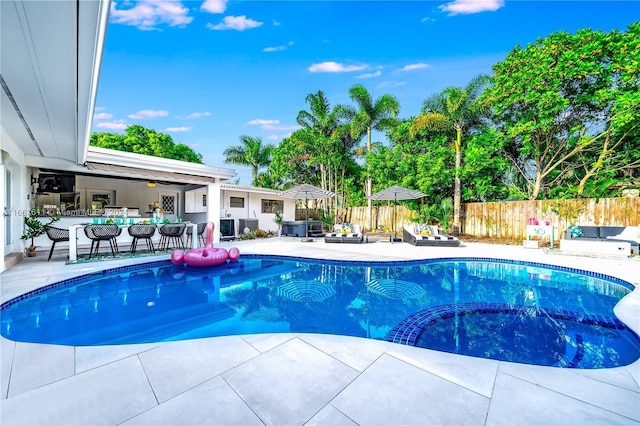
1;128;31;272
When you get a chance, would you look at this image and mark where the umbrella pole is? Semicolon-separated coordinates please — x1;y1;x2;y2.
302;195;313;242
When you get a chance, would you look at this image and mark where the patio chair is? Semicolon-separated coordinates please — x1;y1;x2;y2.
324;223;364;244
127;223;157;254
84;224;120;258
44;225;70;261
402;224;460;247
159;223;186;250
185;222;206;247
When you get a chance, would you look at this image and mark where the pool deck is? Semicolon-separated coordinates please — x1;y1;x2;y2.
1;238;639;425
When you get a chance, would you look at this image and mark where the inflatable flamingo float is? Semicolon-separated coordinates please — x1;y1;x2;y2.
171;222;240;267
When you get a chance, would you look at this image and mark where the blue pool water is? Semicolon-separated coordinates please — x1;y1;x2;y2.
1;256;639;369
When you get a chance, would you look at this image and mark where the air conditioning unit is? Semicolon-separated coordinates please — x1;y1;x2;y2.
239;218;259;232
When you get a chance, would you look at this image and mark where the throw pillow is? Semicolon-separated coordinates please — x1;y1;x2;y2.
341;223;352;234
568;225;583;238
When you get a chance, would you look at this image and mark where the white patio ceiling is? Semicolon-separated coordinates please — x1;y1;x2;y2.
1;0;110;169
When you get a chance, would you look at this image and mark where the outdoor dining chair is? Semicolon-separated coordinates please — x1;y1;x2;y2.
186;222;206;247
158;223;186;250
44;225;70;261
84;224;120;258
127;223;157;254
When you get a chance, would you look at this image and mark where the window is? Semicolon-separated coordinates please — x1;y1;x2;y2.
262;199;283;214
230;197;245;208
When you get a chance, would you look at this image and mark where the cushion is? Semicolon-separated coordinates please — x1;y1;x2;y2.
341;223;353;234
606;226;640;243
415;224;430;234
568;225;583;238
430;226;439;236
579;226;599;239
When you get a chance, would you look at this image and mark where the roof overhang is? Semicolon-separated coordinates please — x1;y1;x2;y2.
83;146;236;185
1;0;111;166
221;183;283;196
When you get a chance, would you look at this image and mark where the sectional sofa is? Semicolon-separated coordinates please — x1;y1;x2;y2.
560;225;639;257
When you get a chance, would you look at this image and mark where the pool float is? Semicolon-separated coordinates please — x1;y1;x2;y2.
171;222;239;267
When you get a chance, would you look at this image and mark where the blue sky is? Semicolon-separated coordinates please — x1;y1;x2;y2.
92;0;637;184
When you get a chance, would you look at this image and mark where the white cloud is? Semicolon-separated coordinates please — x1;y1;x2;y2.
273;20;281;26
439;0;504;16
263;124;300;131
246;119;298;131
165;126;191;132
308;62;368;73
421;17;435;23
96;121;128;130
263;41;294;52
246;119;280;126
176;112;211;119
376;81;407;89
266;135;280;141
399;63;429;71
200;0;227;14
109;0;193;30
128;109;169;119
93;112;112;120
206;15;263;31
356;70;382;79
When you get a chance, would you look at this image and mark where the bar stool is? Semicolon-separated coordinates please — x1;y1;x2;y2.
158;223;186;250
84;224;120;258
185;222;206;247
44;225;70;261
128;224;156;254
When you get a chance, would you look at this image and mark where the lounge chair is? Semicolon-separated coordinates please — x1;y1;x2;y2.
324;223;364;244
402;224;460;247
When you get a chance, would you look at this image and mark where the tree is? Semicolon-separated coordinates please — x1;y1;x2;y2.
482;25;640;199
90;125;203;163
346;84;400;230
410;74;491;234
223;135;274;186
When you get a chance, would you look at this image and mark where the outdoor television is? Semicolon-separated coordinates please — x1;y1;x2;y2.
37;174;75;193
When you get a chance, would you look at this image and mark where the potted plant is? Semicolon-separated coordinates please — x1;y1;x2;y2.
274;210;283;237
20;208;60;257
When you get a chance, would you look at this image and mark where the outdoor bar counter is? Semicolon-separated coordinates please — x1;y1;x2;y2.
31;216;198;261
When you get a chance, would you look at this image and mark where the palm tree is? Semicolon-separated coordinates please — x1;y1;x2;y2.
223;135;274;186
410;74;490;235
346;84;400;230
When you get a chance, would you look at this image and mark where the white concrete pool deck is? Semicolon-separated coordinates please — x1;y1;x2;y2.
1;238;639;425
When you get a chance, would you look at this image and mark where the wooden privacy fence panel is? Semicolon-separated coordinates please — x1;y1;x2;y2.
296;205;417;235
297;197;640;239
461;197;640;239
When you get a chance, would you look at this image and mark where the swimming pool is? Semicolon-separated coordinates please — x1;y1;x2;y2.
1;256;638;369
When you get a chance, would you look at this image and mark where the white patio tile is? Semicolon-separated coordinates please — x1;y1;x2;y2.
387;343;499;398
0;355;156;426
138;335;259;403
486;372;639;425
498;363;640;421
299;333;391;372
306;404;359;426
76;342;166;373
223;337;359;426
8;341;75;397
122;376;263;425
331;353;490;425
0;337;14;399
241;332;298;353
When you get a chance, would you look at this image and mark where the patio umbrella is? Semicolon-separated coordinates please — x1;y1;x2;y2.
277;280;336;302
278;184;336;242
367;185;426;242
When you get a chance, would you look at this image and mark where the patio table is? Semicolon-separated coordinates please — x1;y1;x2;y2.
68;222;198;261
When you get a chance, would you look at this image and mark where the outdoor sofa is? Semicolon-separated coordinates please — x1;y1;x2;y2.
324;223;364;244
560;225;639;257
402;224;461;247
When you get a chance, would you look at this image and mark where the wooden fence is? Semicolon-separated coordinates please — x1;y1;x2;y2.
296;197;640;239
